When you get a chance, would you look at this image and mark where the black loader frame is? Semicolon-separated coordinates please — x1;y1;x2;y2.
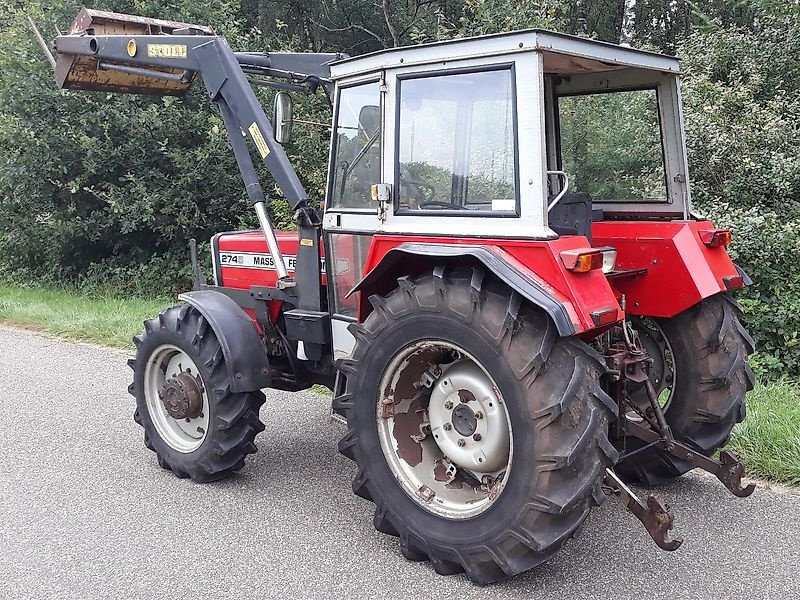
34;10;340;387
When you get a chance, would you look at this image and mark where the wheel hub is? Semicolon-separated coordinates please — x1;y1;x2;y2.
159;372;203;420
629;318;675;413
377;341;513;519
428;361;510;473
451;404;477;436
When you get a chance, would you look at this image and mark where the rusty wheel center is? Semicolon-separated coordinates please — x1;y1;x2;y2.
377;341;512;519
159;372;204;420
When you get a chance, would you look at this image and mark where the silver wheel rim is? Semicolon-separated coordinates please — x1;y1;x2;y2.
628;318;676;418
143;344;210;453
377;341;513;519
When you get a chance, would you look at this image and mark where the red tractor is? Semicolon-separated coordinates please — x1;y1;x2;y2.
43;8;755;584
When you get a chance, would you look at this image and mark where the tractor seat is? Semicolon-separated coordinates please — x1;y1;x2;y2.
548;192;603;242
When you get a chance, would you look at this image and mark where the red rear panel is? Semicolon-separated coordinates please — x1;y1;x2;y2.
592;220;741;318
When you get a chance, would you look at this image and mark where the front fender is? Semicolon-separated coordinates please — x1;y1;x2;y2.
178;290;270;392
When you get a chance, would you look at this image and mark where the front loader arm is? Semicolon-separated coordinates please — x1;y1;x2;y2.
54;32;308;209
45;8;341;303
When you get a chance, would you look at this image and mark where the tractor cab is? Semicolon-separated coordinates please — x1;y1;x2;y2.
323;30;689;243
320;32;692;357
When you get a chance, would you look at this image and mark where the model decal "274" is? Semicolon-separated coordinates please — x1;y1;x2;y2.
219;251;325;273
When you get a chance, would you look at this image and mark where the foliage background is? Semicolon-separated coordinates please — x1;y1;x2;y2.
1;0;798;375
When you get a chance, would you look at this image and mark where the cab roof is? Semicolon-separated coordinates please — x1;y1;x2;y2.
329;29;680;80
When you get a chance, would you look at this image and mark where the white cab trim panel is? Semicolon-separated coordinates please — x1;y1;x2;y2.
331;318;357;360
330;30;680;81
379;52;555;240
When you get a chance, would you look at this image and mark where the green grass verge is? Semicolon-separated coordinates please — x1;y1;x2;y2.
729;379;800;486
0;284;798;485
0;284;170;350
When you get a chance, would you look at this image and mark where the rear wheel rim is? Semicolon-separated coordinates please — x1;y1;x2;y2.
143;344;210;453
628;318;676;418
376;341;513;519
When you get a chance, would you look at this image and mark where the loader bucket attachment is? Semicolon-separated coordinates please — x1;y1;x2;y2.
54;8;213;96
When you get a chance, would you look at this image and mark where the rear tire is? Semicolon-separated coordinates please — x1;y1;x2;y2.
128;304;266;482
615;294;755;486
334;267;618;584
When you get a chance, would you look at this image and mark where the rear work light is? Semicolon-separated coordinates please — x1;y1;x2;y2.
699;229;732;248
560;247;617;274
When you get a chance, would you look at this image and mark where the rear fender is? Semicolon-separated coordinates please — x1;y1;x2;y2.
179;290;270;392
350;240;623;336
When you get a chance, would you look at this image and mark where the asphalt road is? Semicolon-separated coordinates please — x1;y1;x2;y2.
1;325;798;600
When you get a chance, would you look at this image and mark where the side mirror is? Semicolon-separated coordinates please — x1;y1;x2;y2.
273;91;293;144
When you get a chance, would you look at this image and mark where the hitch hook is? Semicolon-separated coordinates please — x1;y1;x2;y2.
717;450;756;498
604;468;683;551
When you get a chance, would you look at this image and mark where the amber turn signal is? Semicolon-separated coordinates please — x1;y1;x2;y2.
560;247;617;273
699;229;732;248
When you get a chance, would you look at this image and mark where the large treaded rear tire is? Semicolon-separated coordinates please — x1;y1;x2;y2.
334;267;618;584
615;294;755;486
128;304;266;482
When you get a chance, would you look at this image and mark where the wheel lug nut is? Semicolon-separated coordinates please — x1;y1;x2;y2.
457;438;465;447
444;400;453;410
473;433;481;441
443;423;452;431
475;411;483;419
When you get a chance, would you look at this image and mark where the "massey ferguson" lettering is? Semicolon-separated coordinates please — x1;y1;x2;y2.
219;251;325;273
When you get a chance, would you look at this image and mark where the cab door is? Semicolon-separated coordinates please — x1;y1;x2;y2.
322;75;384;360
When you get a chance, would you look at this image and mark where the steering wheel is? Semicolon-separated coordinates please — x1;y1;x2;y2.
419;201;468;211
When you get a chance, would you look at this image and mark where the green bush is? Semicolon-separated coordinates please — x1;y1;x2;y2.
1;0;799;378
680;12;800;376
0;0;329;294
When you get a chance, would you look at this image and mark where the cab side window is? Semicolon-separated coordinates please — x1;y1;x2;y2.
396;68;517;214
329;82;381;209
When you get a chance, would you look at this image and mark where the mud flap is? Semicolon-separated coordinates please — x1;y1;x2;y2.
179;290;270;392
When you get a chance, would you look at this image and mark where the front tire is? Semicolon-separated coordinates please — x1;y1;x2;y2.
615;294;755;486
334;267;618;584
128;304;266;482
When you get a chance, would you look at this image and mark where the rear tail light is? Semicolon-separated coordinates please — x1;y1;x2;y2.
699;229;732;248
723;274;745;290
560;247;617;274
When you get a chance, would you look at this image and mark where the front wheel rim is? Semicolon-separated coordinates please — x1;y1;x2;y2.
143;344;210;453
376;341;513;519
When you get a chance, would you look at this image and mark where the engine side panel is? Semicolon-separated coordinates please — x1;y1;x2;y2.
213;229;326;325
